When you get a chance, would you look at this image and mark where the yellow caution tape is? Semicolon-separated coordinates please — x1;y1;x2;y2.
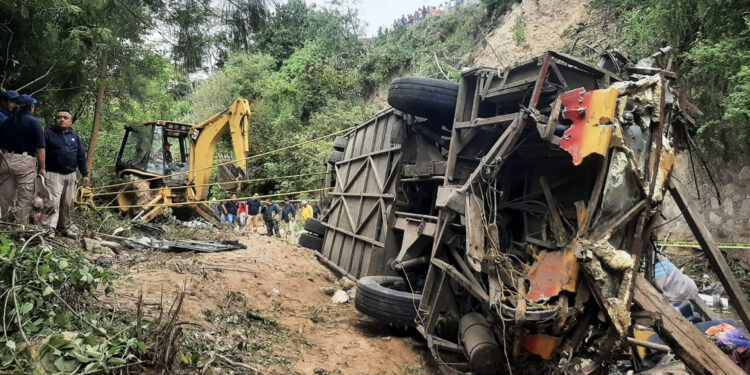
655;241;750;250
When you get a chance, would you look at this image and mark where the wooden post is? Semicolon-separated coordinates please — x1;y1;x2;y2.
86;49;109;173
668;178;750;330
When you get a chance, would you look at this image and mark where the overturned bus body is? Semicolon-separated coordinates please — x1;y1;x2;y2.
307;50;747;374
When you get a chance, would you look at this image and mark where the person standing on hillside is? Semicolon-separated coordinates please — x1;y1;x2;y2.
300;200;313;222
281;197;297;241
236;200;248;232
43;109;90;236
246;193;262;234
312;202;321;219
0;90;19;122
0;94;46;223
221;193;239;229
261;198;280;237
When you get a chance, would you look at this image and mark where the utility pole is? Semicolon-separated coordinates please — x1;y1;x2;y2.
86;49;109;173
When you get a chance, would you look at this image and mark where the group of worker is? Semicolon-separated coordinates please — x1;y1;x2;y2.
218;194;320;240
0;89;89;236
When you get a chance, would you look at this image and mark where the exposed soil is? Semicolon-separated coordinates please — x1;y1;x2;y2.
467;0;617;69
97;233;435;374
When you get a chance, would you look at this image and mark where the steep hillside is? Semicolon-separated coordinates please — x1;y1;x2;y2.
467;0;613;67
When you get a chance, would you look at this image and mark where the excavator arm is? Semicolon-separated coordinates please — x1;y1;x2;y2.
188;98;251;200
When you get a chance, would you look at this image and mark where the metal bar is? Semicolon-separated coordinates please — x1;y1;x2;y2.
484;77;538;97
394;211;439;221
453;113;518;129
591;199;648;241
394;255;430;271
580;151;610;236
627;337;671;353
548;51;622;81
529;53;552;109
313;250;358;281
549;60;569;90
449;248;486;293
470;75;482;121
539;176;567;244
336;145;401;165
431;258;489;304
322;222;385;248
354;200;382;234
668;178;750;331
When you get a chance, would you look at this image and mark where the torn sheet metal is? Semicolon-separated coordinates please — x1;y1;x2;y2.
522;334;562;360
164;239;246;253
559;87;619;165
527;246;580;302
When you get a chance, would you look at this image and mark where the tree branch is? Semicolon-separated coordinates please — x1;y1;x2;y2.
433;51;450;80
1;29;13;88
15;63;57;92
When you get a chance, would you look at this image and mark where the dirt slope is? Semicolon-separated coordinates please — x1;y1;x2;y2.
467;0;614;68
99;235;432;374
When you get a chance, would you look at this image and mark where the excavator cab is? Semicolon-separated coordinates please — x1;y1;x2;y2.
100;98;252;223
115;121;193;180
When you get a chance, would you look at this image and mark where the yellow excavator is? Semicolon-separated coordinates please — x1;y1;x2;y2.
79;98;251;223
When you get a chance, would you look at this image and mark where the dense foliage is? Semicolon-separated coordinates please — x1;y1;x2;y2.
0;0;486;198
0;231;139;373
592;0;750;155
185;0;485;198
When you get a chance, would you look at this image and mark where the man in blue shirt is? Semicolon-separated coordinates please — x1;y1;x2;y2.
246;193;262;234
0;94;46;223
261;198;280;237
281;197;297;241
0;90;19;122
43;110;89;235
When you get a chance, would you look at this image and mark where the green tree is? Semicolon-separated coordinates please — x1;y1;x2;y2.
592;0;750;154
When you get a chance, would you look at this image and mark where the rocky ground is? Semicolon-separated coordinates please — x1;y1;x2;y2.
93;232;435;374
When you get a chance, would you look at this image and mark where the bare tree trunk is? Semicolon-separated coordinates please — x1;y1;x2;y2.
86;49;109;173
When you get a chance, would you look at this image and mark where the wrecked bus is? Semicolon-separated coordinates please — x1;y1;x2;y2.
300;49;748;374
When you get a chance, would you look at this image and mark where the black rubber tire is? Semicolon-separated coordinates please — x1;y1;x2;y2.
333;136;348;151
298;232;323;251
387;77;459;120
355;276;421;328
329;150;344;163
304;218;326;237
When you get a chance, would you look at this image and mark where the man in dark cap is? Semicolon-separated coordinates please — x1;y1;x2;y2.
0;94;46;223
261;198;280;237
0;90;19;122
43;109;89;235
281;197;297;241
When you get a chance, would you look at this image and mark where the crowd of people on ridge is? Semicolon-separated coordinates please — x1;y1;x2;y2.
386;0;477;33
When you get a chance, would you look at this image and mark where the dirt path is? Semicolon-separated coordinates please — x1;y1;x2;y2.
99;233;434;374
